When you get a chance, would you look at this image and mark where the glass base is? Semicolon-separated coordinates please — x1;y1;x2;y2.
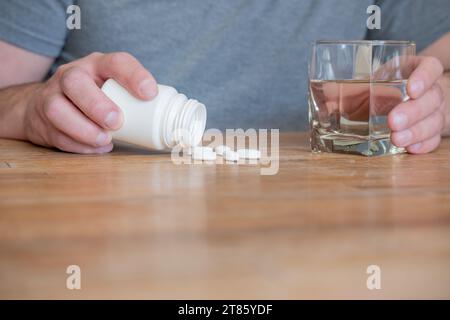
311;130;405;157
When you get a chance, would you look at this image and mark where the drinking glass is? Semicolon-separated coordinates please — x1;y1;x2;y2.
309;40;416;156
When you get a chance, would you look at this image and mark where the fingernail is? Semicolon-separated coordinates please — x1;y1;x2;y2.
409;142;422;152
139;79;158;99
392;112;408;130
96;132;111;146
410;80;424;97
105;111;121;129
95;144;114;154
394;130;412;146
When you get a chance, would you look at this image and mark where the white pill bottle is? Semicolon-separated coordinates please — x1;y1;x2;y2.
101;79;206;150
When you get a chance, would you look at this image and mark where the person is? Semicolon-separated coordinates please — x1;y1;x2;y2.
0;0;449;154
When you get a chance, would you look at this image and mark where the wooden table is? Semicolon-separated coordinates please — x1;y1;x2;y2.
0;133;449;299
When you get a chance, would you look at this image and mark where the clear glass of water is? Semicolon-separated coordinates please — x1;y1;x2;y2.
309;40;416;156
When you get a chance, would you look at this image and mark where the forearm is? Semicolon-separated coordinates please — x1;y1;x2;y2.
439;71;450;136
0;82;40;140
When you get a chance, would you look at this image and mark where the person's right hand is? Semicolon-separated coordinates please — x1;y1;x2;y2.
23;52;158;153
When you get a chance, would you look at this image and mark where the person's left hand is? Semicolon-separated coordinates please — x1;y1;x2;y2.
389;56;445;154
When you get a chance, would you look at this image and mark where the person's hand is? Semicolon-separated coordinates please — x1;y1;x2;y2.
388;56;445;154
23;52;157;153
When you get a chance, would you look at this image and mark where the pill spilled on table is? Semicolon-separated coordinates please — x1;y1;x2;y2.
223;150;239;162
191;147;217;161
215;145;231;156
186;145;261;163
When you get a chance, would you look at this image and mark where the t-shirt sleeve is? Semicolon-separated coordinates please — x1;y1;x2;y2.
0;0;74;57
366;0;450;52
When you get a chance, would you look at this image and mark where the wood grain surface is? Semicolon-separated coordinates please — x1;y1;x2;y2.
0;133;449;299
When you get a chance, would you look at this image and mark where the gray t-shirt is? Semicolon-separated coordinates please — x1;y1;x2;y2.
1;0;449;130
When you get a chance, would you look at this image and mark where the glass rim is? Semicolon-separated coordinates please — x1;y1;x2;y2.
313;40;415;46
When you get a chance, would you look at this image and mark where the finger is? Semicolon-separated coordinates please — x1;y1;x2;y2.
408;56;444;99
406;134;441;154
49;129;114;154
97;52;158;100
388;84;443;131
61;66;124;130
43;93;112;148
391;110;445;147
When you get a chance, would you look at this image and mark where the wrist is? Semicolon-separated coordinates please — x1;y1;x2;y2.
0;82;41;140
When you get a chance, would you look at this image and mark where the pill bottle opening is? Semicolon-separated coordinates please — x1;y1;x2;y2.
187;103;207;147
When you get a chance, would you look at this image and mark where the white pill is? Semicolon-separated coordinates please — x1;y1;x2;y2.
215;145;231;156
193;146;213;153
192;147;216;161
187;146;212;155
237;149;261;159
224;150;239;162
